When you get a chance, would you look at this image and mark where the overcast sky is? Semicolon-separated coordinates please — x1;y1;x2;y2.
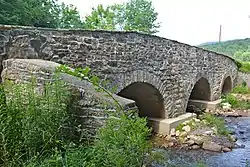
60;0;250;45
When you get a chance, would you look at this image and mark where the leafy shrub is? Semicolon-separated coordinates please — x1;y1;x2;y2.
0;79;71;166
86;113;151;167
222;94;250;109
232;84;250;94
239;61;250;73
199;113;231;135
26;112;152;167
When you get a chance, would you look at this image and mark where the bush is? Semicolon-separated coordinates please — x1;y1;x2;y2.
0;79;71;166
199;113;231;136
232;84;250;94
239;61;250;73
26;112;152;167
86;113;152;167
222;94;250;109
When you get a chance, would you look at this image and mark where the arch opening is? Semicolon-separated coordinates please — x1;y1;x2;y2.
189;77;211;101
186;77;211;113
117;82;165;118
221;76;232;95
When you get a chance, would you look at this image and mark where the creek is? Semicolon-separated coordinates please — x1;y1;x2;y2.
153;117;250;167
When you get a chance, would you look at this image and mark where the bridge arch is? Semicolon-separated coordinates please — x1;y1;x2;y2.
115;70;168;118
189;77;211;101
184;74;212;112
221;75;233;95
118;82;165;118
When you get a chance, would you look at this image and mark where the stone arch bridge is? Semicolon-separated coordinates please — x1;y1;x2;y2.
0;25;238;133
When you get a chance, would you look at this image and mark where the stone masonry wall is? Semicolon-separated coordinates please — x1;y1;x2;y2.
237;72;250;87
0;25;238;118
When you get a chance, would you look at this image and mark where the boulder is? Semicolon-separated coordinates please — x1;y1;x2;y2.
182;125;191;132
170;128;176;136
202;141;222;152
222;147;231;152
189;135;205;145
191;144;200;150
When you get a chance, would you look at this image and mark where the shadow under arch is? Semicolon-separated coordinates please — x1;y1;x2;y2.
189;77;211;101
186;77;212;113
221;76;233;95
117;82;165;118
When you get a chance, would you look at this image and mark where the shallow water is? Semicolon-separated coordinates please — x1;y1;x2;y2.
154;117;250;167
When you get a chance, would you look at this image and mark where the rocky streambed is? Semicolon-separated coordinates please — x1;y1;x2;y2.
151;116;250;167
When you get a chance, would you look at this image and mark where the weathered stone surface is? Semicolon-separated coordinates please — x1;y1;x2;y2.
202;141;222;152
0;25;238;118
1;58;137;140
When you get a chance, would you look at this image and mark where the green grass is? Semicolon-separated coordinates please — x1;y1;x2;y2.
232;83;250;94
199;113;231;136
0;70;153;166
238;61;250;73
222;94;250;109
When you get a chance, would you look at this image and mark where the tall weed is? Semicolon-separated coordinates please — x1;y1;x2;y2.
0;78;71;166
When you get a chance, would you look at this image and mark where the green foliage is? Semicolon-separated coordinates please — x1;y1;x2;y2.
25;112;152;167
0;0;83;28
194;161;208;167
85;113;151;167
56;65;121;109
222;92;250;109
232;84;250;94
85;0;160;34
85;4;118;30
200;38;250;60
121;0;160;34
238;61;250;73
0;79;71;166
59;3;84;29
199;113;231;136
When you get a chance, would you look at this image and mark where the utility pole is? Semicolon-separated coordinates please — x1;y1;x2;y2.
219;25;222;43
218;25;222;52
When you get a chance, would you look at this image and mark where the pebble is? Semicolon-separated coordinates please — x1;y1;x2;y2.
222;147;231;152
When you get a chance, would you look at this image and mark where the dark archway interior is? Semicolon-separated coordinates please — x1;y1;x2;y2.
189;77;211;101
117;82;165;118
222;76;232;95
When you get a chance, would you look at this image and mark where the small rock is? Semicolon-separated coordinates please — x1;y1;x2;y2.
180;131;188;137
194;118;201;122
203;130;213;135
229;135;237;142
189;135;204;145
211;127;217;132
222;147;231;152
161;143;169;149
176;130;180;137
191;144;200;150
170;128;176;136
164;135;171;141
182;125;191;132
202;141;222;152
168;142;174;147
185;139;195;146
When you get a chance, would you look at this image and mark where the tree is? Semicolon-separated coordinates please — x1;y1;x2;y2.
119;0;160;34
85;0;160;34
0;0;83;28
59;3;84;28
85;4;118;30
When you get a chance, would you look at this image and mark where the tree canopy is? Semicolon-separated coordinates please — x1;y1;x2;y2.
0;0;160;34
85;0;160;34
200;38;250;62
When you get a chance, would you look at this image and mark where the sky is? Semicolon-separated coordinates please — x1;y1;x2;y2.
59;0;250;45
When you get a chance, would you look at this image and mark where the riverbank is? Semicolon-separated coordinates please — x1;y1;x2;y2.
151;116;250;167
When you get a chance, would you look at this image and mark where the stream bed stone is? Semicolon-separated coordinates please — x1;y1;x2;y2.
152;117;250;167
